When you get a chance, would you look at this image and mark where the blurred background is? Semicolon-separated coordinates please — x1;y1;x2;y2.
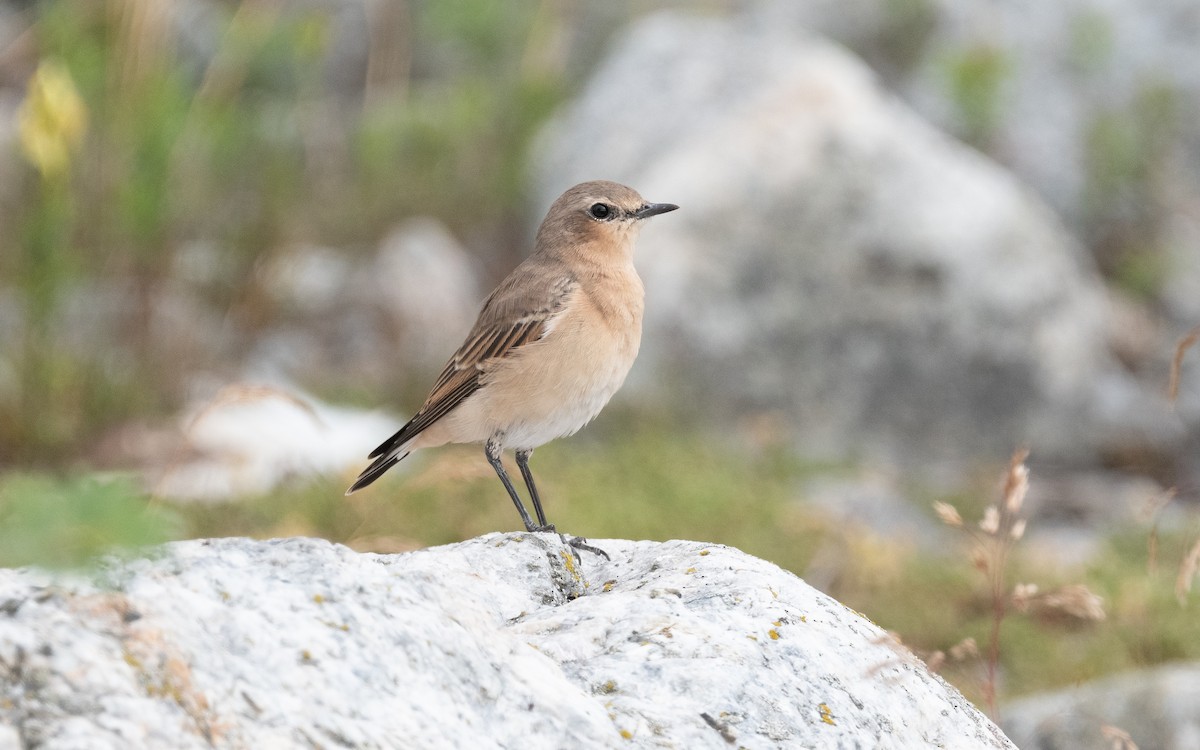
2;0;1200;742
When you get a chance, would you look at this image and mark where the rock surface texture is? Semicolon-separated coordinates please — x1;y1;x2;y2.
532;11;1177;470
0;535;1013;749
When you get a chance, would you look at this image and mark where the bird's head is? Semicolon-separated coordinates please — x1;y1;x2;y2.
535;180;678;257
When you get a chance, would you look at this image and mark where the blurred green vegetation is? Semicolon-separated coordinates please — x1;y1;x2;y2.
942;43;1009;149
0;473;178;568
0;0;568;465
1083;82;1179;298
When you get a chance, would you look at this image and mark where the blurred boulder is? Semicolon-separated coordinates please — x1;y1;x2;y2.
762;0;1200;323
152;383;399;501
532;12;1177;470
1001;663;1200;750
371;217;483;376
243;217;481;394
801;471;947;548
1018;469;1173;568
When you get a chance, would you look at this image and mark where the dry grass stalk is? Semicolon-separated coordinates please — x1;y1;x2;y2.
864;632;922;678
948;637;978;661
1177;536;1200;606
1167;324;1200;403
981;449;1030;714
868;632;951;678
865;632;976;678
1101;724;1139;750
1141;489;1176;576
1027;584;1106;622
929;449;1045;714
1011;583;1039;613
933;501;963;527
979;506;1000;534
925;650;946;673
1001;451;1029;514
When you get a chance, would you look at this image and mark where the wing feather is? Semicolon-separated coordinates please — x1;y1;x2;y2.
364;274;578;462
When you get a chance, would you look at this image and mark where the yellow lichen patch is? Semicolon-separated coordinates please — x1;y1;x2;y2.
768;629;780;640
318;619;350;632
312;594;325;604
800;615;807;623
685;567;697;574
603;580;616;593
769;586;779;599
772;620;782;627
599;680;617;694
122;649;143;670
699;549;711;556
620;729;633;740
819;703;836;725
844;605;875;624
747;635;758;641
560;549;584;583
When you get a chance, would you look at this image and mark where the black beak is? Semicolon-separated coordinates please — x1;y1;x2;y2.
633;202;680;219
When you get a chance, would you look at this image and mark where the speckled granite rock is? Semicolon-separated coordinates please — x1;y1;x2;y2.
0;535;1013;749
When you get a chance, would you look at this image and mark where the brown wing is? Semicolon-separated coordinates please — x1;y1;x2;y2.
365;272;578;460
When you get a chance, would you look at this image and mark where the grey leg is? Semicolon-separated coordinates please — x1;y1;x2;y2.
513;448;609;561
485;438;537;532
515;449;548;528
490;441;608;561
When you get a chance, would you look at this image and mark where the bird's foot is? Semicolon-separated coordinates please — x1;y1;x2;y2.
566;535;610;561
529;525;609;561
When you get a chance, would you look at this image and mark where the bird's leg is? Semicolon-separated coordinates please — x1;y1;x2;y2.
514;449;548;529
485;438;538;533
515;448;609;561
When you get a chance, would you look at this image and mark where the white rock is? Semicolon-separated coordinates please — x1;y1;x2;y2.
154;385;400;501
0;535;1014;749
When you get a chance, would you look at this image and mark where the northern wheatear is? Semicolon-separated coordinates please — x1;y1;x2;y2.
347;180;678;557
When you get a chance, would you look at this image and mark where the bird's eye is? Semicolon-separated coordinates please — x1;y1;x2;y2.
589;203;612;220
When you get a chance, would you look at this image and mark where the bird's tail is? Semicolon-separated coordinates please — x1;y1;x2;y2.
344;448;410;495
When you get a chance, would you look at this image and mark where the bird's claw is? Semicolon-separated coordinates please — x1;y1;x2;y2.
566;536;610;561
530;525;609;561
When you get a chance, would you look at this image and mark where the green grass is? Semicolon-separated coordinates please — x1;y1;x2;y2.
0;473;179;569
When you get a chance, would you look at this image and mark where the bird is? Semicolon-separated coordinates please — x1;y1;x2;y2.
346;180;678;558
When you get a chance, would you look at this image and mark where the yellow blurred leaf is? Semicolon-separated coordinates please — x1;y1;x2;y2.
17;59;88;178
